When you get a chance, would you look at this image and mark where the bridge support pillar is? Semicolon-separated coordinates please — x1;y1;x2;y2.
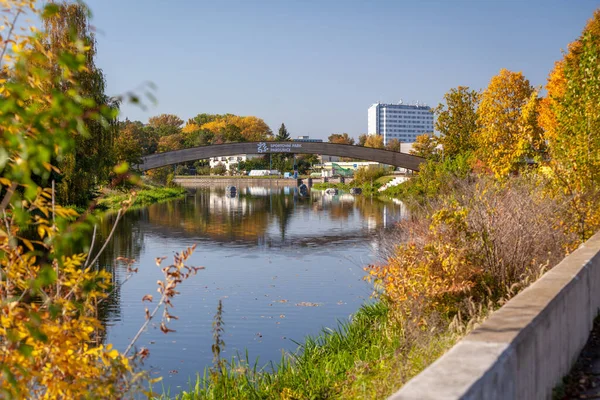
307;177;313;188
323;177;328;183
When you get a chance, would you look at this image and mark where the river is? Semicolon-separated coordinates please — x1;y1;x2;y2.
96;184;406;393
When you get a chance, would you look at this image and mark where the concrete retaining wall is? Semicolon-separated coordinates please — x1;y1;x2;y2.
390;231;600;400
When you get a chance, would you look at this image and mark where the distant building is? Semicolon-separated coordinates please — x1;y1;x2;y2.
319;155;341;163
294;135;323;142
209;154;260;172
368;102;434;144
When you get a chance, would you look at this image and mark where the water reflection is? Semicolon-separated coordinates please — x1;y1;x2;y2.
106;186;406;247
95;185;405;392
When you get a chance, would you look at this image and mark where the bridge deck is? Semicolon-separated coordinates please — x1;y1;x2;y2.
136;141;424;172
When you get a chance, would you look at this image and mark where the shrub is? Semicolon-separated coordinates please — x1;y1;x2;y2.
211;163;227;176
175;165;189;175
197;166;211;175
367;174;574;321
353;166;389;185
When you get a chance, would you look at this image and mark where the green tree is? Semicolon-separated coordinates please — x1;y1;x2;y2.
410;134;438;159
223;124;245;143
434;86;479;159
277;123;291;141
188;113;233;127
44;2;118;206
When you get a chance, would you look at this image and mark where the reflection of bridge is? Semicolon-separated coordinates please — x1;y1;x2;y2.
136;142;424;171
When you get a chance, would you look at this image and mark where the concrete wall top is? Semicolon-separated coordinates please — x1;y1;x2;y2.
390;231;600;400
136;141;425;172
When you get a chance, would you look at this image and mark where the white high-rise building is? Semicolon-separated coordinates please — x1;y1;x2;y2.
368;102;434;144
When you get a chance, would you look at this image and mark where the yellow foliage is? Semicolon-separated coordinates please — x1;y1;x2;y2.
538;9;600;241
366;204;480;319
0;2;136;397
475;69;539;178
364;134;384;149
182;123;200;133
200;115;272;142
0;189;133;399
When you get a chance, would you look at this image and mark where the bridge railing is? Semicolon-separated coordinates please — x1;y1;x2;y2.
389;231;600;400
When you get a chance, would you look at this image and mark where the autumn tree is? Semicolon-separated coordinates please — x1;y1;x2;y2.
386;138;402;152
188;113;232;126
113;120;144;164
475;69;543;178
200;115;272;142
157;133;186;152
0;2;130;396
43;2;118;206
434;86;479;159
357;134;368;146
539;10;600;240
328;133;355;145
410;134;438;159
181;123;214;147
148;113;184;137
277;123;291;141
364;134;384;149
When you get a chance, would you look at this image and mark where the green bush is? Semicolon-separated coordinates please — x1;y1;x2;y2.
383;153;472;203
353;166;389;185
211;163;227;176
197;166;211;175
175;165;189;175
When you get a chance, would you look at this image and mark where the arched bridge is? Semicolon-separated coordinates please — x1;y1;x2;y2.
136;141;424;172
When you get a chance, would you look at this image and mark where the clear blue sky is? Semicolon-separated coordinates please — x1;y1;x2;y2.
85;0;598;140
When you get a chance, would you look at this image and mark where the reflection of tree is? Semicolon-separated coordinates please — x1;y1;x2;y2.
311;191;355;221
353;196;387;227
310;191;402;228
83;209;148;343
269;188;295;241
145;188;271;243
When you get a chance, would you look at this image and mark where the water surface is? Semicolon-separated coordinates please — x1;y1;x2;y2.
97;184;405;392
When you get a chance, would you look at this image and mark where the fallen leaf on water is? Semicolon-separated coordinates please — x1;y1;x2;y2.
296;302;320;307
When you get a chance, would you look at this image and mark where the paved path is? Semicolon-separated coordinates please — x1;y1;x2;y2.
556;317;600;399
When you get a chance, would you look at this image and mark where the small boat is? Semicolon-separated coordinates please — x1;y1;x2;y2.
225;186;237;198
324;188;338;196
349;187;362;195
298;184;309;197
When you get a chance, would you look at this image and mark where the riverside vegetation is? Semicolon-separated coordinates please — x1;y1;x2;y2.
0;1;599;400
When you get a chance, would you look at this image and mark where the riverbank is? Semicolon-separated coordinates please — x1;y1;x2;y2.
164;301;457;400
174;176;351;188
96;185;187;212
312;175;395;196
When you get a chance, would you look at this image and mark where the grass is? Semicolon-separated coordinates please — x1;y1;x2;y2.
97;186;187;212
375;175;396;186
161;302;458;400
